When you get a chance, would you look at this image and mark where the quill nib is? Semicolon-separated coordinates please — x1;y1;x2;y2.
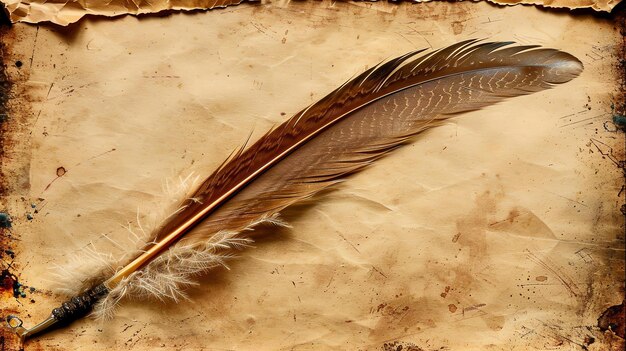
7;314;58;342
6;284;109;342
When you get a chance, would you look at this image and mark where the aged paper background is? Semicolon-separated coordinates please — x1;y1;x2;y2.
0;1;624;350
0;0;623;25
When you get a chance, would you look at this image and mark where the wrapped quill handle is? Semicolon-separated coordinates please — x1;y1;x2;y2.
7;284;109;342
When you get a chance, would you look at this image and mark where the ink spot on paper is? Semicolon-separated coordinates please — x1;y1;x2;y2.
382;341;426;351
440;286;451;298
0;269;35;300
0;212;11;228
613;114;626;131
0;269;19;298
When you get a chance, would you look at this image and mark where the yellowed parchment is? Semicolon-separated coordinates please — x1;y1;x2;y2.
0;1;624;350
0;0;623;25
488;0;621;11
0;0;252;26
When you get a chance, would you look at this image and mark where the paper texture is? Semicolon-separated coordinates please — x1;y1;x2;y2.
0;1;624;350
0;0;623;25
484;0;622;11
0;0;251;26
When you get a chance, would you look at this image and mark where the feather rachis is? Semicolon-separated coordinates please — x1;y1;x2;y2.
93;214;287;318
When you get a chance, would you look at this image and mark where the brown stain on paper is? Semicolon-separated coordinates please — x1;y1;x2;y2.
0;24;42;351
0;26;19;351
0;26;35;196
455;189;500;265
369;294;444;341
598;300;625;339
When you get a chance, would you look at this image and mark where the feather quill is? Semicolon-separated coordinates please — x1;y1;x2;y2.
8;40;583;341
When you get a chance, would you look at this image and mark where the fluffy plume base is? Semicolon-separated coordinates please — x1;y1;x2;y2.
51;174;288;319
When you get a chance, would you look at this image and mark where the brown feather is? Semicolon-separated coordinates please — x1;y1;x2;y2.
104;40;582;296
155;40;582;245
